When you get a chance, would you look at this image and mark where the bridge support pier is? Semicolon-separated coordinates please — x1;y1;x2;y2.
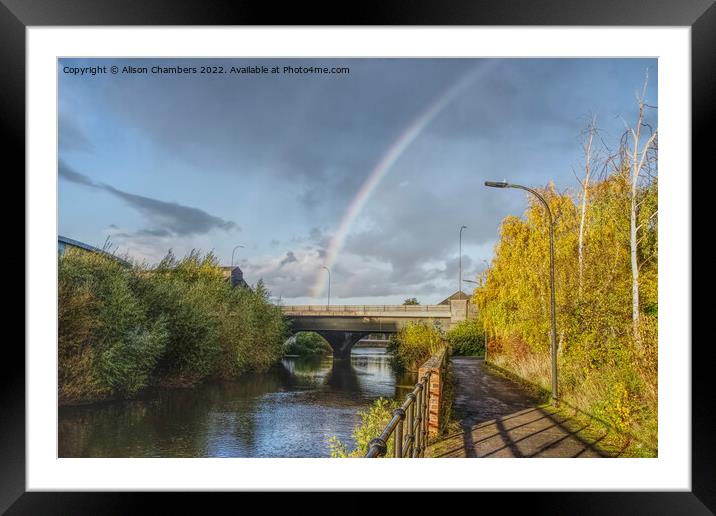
317;331;370;359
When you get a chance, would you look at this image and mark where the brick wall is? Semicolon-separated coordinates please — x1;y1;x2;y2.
418;347;448;436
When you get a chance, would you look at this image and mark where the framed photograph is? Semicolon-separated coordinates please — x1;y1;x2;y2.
6;0;710;512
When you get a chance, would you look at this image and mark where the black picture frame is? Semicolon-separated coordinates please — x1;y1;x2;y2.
4;0;710;513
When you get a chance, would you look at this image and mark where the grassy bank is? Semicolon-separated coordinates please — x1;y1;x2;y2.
58;248;288;405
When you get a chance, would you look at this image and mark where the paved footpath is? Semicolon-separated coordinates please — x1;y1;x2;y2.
427;357;612;458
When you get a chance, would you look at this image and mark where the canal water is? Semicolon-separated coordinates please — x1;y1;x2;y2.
58;347;416;458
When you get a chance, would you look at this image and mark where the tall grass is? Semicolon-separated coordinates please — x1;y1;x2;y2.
58;248;287;404
58;248;166;402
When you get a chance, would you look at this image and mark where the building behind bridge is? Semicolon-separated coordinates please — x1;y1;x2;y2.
219;266;249;289
439;290;477;321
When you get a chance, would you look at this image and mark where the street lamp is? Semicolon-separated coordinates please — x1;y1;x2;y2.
228;244;245;288
484;180;558;405
459;225;468;294
231;244;245;269
321;265;331;308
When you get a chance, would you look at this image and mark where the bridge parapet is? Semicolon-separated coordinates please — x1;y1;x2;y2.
281;304;451;318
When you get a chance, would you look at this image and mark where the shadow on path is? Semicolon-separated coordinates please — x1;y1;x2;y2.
429;357;614;458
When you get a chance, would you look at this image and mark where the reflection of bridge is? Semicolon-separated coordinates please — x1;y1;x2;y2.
282;300;473;358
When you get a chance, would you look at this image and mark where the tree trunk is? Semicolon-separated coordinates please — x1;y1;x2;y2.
629;85;657;345
630;176;640;343
630;103;643;345
577;120;595;296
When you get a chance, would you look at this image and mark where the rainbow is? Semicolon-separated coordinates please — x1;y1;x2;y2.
311;64;488;299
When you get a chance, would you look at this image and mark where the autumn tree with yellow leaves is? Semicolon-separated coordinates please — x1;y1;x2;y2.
474;106;657;456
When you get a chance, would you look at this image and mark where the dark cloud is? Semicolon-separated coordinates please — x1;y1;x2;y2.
59;118;95;153
279;251;297;267
135;228;173;238
102;185;237;236
59;160;97;187
64;59;480;208
298;188;319;210
59;161;238;237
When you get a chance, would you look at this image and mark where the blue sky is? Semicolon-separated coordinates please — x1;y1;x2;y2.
58;58;657;304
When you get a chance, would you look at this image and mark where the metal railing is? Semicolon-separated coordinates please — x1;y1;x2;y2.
365;373;431;458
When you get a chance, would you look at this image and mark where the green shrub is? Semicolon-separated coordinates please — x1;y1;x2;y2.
136;252;288;383
329;397;400;457
392;321;445;371
97;323;167;396
58;248;167;403
447;319;485;356
135;251;225;385
59;248;288;402
285;332;332;356
216;279;288;377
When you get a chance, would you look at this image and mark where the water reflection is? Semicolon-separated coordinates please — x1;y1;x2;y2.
58;347;415;458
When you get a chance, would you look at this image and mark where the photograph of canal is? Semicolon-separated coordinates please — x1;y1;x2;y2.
58;57;658;459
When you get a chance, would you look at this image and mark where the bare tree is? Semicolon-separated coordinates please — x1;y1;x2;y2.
577;116;598;296
625;72;658;344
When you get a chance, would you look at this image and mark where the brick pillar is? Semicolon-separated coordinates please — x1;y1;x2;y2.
418;348;447;437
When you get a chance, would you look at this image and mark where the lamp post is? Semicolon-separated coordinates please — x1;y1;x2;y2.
459;225;467;294
484;180;558;405
231;244;245;269
321;265;331;308
229;244;245;288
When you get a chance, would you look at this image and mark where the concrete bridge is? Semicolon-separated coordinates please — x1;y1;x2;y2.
281;299;474;358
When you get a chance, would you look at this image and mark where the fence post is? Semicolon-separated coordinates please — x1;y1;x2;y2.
413;385;422;457
421;375;429;456
394;410;404;458
405;394;415;456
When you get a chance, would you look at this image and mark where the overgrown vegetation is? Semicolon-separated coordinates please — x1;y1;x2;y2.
389;318;484;366
328;397;400;457
389;321;445;371
58;248;287;405
446;319;485;356
473;97;658;456
284;332;332;356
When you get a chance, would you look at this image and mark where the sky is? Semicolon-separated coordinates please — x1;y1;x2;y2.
58;58;657;305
